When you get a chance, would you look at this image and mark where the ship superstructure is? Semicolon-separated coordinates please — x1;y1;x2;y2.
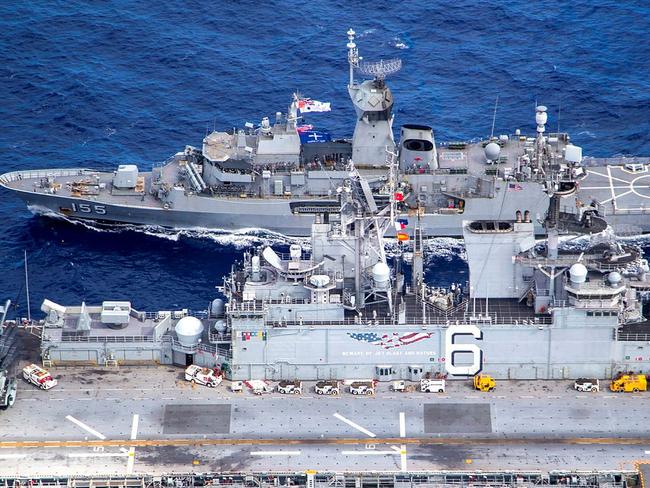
34;161;650;380
2;30;648;237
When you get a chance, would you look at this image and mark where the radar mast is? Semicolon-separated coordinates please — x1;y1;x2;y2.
346;28;399;166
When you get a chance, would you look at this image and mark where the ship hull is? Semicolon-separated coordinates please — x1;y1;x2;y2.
4;163;650;236
2;175;551;237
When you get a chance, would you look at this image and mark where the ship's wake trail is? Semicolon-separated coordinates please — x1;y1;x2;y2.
27;204;309;249
27;204;650;260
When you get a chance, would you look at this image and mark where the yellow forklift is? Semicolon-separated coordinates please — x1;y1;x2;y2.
473;374;496;392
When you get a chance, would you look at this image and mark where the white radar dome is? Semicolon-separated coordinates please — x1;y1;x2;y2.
372;262;390;290
484;142;501;161
214;320;227;334
607;271;622;285
569;263;588;284
175;316;204;347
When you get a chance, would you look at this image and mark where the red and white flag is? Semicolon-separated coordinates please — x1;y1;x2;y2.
298;99;331;113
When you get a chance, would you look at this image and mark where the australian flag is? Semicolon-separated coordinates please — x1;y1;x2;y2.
348;331;433;349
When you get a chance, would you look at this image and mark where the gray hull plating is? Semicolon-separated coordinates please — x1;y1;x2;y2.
9;177;562;237
13;181;650;237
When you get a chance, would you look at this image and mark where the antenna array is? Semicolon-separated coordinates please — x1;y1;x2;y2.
358;58;402;81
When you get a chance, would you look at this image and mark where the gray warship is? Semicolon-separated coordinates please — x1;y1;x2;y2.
2;29;649;237
4;164;650;479
32;155;650;380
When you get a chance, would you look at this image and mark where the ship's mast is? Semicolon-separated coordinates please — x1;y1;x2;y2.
535;105;548;174
347;29;359;88
346;28;399;166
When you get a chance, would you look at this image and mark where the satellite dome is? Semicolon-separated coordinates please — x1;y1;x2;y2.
484;142;501;161
175;316;204;347
210;298;225;317
372;262;390;290
607;271;622;285
309;274;331;288
214;320;227;334
569;263;588;284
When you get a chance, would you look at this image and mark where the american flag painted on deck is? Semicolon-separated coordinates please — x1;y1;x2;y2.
348;331;433;349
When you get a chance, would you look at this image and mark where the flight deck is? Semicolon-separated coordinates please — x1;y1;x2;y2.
1;366;650;478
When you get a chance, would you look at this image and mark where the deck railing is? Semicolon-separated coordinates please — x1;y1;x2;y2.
265;312;552;328
616;331;650;341
59;335;155;343
0;168;95;185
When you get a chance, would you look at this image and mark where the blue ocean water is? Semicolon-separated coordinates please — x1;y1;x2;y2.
1;1;649;315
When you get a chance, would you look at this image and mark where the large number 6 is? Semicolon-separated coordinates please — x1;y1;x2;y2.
444;324;483;376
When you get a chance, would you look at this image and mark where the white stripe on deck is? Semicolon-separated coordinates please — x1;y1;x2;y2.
333;412;376;438
341;450;400;456
589;168;632;185
65;415;106;440
68;452;129;458
130;414;140;440
250;451;301;456
398;412;407;471
126;414;139;474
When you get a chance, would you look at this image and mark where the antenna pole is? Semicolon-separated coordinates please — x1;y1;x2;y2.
24;250;31;323
490;95;499;139
347;29;359;88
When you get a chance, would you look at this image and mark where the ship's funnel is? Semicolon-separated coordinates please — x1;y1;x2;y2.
399;124;437;171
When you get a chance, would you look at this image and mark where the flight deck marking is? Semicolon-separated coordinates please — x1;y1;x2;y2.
602;190;634;205
68;452;129;458
250;451;301;456
0;454;26;460
3;436;650;449
341;450;400;455
399;412;407;472
333;413;376;438
589;168;632;185
126;414;139;474
581;186;630;190
65;415;107;440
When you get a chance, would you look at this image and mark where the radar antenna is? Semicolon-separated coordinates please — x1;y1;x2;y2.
358;58;402;86
347;29;359;87
490;94;499;139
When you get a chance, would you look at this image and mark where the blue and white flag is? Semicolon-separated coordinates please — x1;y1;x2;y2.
299;129;332;144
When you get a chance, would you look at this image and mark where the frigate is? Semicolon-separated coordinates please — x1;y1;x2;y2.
31;155;650;380
2;30;649;237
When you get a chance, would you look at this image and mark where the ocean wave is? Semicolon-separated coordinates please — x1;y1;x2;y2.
391;36;410;50
26;205;308;249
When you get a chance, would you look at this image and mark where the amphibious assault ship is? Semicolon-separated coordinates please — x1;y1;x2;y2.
4;162;650;478
31;156;650;380
2;30;649;237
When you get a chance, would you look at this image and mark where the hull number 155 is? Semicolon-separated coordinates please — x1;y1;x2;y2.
71;203;107;215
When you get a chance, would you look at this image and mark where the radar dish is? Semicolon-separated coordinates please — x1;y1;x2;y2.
358;58;402;80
